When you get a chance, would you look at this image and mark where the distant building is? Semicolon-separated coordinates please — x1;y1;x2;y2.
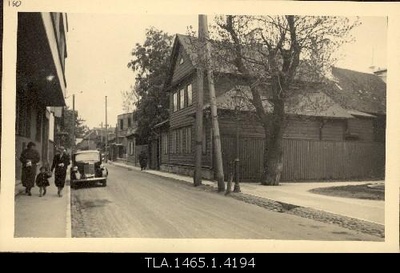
15;13;68;180
77;126;115;151
114;113;136;158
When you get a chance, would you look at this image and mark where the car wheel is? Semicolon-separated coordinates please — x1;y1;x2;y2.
102;179;107;187
70;180;75;189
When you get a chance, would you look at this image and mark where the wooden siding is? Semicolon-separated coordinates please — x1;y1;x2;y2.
284;118;320;140
221;136;385;182
221;135;264;181
169;75;196;129
348;118;374;142
220;117;264;138
167;122;213;168
171;46;195;85
282;139;385;181
321;119;345;141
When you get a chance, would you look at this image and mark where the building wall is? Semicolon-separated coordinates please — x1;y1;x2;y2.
347;118;374;142
15;103;46;180
15;12;68;184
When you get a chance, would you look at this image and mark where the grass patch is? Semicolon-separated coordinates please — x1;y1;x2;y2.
309;183;384;201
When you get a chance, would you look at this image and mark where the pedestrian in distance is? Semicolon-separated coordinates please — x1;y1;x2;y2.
19;142;40;196
51;146;70;197
35;166;52;197
138;150;148;171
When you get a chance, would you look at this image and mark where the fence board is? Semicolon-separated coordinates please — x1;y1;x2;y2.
221;135;385;182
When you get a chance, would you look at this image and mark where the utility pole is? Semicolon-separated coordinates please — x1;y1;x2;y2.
200;15;225;192
72;94;75;153
105;95;108;162
194;15;205;187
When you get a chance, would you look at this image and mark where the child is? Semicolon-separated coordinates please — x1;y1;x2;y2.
35;166;51;197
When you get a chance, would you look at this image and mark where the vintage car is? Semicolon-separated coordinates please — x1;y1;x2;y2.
70;150;108;188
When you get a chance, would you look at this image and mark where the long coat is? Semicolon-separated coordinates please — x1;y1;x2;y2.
51;153;70;188
19;147;40;188
35;172;51;187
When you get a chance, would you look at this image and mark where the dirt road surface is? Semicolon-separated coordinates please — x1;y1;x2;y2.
71;164;381;241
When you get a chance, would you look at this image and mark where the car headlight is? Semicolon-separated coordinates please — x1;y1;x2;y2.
72;166;78;171
100;164;104;169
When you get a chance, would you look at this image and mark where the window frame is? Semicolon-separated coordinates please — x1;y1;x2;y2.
173;92;178;112
187;84;193;106
179;88;185;110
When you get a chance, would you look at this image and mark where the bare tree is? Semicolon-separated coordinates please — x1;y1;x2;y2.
211;15;359;185
121;84;139;113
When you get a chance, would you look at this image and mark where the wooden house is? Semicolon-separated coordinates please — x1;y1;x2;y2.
151;34;386;182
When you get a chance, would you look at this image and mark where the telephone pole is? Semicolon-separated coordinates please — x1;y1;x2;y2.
200;15;225;192
194;15;205;186
105;95;108;162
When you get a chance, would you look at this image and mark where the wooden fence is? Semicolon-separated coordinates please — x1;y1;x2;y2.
221;136;385;182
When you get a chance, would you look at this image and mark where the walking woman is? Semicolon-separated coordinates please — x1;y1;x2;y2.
19;142;40;196
51;146;70;197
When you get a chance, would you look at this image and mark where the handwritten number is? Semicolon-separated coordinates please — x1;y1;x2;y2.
9;0;22;7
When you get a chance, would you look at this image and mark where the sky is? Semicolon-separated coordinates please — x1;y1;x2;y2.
65;15;387;129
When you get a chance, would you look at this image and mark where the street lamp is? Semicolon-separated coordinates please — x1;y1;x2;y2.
232;89;245;193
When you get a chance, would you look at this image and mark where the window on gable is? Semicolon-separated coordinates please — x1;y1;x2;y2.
187;84;193;106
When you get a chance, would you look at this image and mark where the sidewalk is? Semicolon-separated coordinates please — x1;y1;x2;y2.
14;179;71;238
110;161;384;225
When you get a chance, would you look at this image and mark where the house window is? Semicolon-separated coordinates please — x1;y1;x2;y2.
178;129;182;154
173;92;178;112
119;119;124;130
128;117;131;128
162;133;168;155
187;84;193;106
186;127;192;153
180;89;185;110
16;95;31;137
171;130;176;154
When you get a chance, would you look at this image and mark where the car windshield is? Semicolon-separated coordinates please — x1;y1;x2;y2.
75;152;99;162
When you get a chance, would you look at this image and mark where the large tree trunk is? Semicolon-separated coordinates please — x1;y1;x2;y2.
261;83;285;186
262;131;284;186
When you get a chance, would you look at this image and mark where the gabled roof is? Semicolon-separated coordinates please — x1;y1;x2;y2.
207;85;354;119
165;34;240;87
168;34;386;117
325;67;386;115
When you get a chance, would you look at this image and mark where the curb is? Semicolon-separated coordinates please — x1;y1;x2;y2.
66;184;72;238
15;181;25;197
110;161;384;239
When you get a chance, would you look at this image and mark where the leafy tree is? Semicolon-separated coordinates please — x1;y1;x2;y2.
211;15;359;185
125;27;173;144
60;106;89;150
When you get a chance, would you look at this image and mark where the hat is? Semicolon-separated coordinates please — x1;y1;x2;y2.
27;142;36;148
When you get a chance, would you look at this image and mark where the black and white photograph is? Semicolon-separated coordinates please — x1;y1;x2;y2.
1;0;399;253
